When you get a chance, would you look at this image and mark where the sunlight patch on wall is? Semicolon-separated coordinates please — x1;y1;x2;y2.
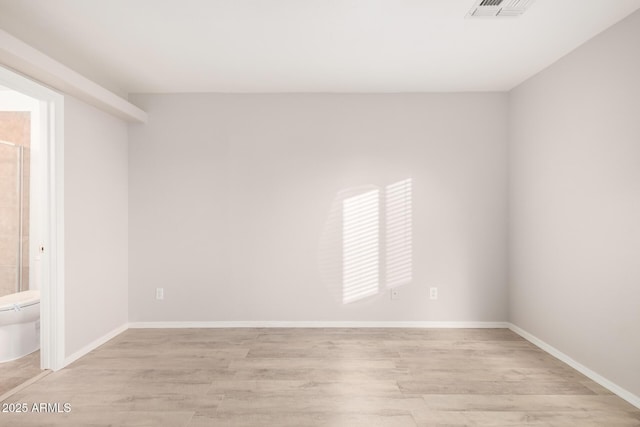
319;179;413;305
385;178;413;288
342;189;380;304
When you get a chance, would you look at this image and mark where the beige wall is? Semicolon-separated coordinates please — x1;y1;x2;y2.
128;93;509;322
0;111;30;145
0;111;29;298
509;10;640;397
64;96;128;356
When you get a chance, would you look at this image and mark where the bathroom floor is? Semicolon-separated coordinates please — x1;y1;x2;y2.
0;351;41;397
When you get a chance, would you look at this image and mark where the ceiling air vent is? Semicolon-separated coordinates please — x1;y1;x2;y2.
467;0;536;18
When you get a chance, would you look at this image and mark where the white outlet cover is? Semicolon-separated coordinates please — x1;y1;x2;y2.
429;287;438;300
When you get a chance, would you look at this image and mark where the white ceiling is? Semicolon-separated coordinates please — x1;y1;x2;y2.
0;0;639;95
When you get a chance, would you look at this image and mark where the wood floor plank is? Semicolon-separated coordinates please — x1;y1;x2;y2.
0;410;195;427
399;380;596;395
412;409;640;427
207;379;403;396
419;394;640;412
187;411;418;427
229;357;396;369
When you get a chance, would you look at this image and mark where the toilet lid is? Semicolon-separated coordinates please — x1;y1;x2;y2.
0;290;40;312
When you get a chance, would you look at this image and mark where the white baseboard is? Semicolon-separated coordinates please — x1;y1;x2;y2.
508;323;640;410
128;321;508;329
63;323;129;367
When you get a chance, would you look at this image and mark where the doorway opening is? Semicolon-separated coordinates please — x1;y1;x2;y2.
0;66;64;385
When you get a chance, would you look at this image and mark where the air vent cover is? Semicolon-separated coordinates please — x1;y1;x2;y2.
467;0;536;18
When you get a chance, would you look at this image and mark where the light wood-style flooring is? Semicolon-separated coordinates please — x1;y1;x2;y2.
0;350;40;397
1;328;638;426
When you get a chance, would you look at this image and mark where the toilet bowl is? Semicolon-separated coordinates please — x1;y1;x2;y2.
0;290;40;363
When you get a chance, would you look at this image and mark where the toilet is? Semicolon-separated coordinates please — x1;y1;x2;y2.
0;290;40;363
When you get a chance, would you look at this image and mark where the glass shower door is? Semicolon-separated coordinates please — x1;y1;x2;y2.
0;139;27;297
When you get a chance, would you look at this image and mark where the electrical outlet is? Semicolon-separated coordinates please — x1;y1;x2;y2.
390;288;400;300
156;288;164;300
429;287;438;300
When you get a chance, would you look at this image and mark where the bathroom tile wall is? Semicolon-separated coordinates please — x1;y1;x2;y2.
0;111;30;298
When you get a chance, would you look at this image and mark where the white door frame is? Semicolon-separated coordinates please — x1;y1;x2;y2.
0;65;65;371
